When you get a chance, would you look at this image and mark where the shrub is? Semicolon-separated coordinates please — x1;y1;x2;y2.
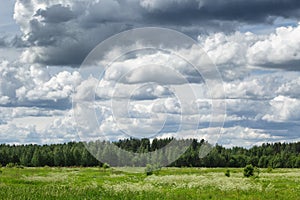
145;165;153;176
267;166;273;173
145;164;161;176
6;163;15;168
225;169;230;177
103;163;110;169
243;164;254;177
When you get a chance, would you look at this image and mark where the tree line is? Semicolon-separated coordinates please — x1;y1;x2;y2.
0;138;300;168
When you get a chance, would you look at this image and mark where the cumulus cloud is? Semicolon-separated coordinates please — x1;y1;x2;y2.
0;123;42;144
0;60;82;108
198;23;300;73
99;49;205;84
0;60;25;105
130;83;173;100
247;23;300;69
73;63;299;144
124;65;188;85
0;108;79;144
1;67;299;145
156;126;279;148
276;76;300;98
263;95;300;122
219;126;282;148
20;70;81;102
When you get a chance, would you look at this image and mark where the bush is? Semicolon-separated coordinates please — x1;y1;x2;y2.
243;164;254;177
6;163;15;168
267;166;273;173
225;169;230;177
102;163;110;169
145;164;161;176
145;165;153;176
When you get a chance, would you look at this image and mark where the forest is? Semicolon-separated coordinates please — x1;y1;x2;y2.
1;138;300;168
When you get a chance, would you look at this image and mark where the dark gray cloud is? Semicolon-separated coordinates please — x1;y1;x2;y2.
254;60;300;71
142;0;300;24
0;34;28;48
0;99;71;110
35;4;75;23
0;36;8;47
10;35;28;48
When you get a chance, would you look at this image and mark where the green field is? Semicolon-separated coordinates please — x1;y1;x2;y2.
0;167;299;199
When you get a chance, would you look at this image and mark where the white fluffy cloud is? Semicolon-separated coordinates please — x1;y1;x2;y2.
1;65;299;146
276;76;300;98
219;126;283;148
263;95;300;122
0;123;42;144
0;60;82;107
0;60;25;104
0;108;79;144
130;83;172;100
99;49;204;84
247;24;300;68
18;70;81;102
199;23;300;74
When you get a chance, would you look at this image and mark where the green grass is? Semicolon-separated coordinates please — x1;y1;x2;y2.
0;167;299;199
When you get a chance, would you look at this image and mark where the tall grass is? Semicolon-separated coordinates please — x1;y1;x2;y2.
0;167;299;199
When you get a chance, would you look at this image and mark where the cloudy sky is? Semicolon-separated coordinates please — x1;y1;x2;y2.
0;0;300;148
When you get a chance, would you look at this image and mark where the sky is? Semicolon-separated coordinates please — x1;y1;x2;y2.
0;0;300;148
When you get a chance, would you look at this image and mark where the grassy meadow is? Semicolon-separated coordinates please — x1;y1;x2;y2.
0;167;299;199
